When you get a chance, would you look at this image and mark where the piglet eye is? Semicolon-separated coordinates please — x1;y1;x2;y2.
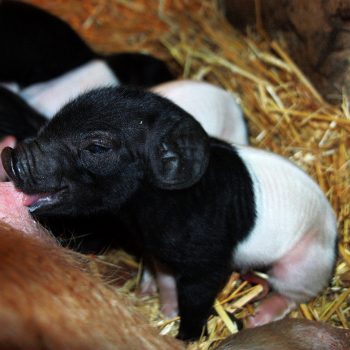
85;144;111;154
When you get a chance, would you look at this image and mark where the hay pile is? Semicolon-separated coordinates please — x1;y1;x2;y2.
24;0;350;348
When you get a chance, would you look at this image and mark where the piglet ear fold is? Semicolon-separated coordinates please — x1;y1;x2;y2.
148;117;209;190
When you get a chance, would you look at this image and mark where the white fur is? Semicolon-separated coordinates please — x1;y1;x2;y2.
20;59;119;118
0;82;20;93
151;80;248;145
20;77;249;146
234;146;337;302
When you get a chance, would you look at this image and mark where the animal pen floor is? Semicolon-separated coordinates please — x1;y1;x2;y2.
23;0;350;348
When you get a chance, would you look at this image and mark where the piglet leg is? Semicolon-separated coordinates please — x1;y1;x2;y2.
245;228;335;328
140;261;179;318
155;261;178;318
140;267;158;296
176;267;231;340
245;292;296;328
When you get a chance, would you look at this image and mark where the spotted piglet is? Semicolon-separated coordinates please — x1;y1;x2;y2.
1;87;337;340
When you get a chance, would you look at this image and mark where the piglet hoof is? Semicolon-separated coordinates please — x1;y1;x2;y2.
160;303;178;319
138;268;158;296
244;292;296;328
176;326;206;342
176;332;195;342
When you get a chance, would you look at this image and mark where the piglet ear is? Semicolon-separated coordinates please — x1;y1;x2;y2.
147;116;209;190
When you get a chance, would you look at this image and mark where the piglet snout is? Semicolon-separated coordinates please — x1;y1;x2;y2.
0;136;16;181
1;146;16;181
2;143;47;191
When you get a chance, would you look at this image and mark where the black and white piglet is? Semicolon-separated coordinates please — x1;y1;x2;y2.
1;87;337;340
0;1;172;92
0;78;249;256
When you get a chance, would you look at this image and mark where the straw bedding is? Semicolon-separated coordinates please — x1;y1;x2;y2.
22;0;350;348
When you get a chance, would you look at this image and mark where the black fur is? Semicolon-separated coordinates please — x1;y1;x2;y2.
0;87;46;141
105;53;174;88
0;88;106;251
1;87;256;340
0;1;94;85
0;1;173;87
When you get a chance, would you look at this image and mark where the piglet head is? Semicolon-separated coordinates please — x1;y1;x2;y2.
1;87;209;217
1;137;83;215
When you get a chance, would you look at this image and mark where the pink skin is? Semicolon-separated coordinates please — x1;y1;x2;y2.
155;262;178;318
245;232;321;328
245;293;296;328
140;262;178;318
140;268;158;296
0;182;49;238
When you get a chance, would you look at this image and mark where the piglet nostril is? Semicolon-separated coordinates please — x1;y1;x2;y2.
1;147;17;181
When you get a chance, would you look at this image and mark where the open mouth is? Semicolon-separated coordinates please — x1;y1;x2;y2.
21;189;66;213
